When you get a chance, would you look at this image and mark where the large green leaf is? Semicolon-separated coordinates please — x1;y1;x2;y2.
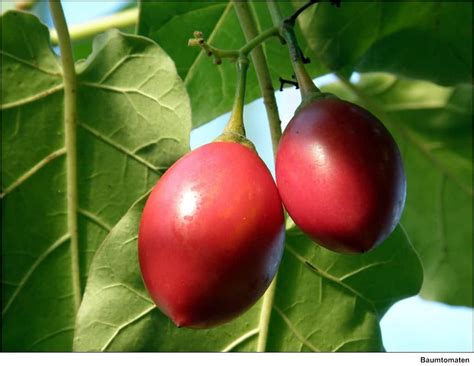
138;1;326;128
298;1;472;86
321;73;472;307
74;195;422;351
1;11;191;350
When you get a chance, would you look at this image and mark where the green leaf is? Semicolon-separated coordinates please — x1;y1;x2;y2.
71;25;136;63
138;1;327;128
267;224;422;351
1;11;191;351
298;1;472;86
321;73;472;307
74;199;422;351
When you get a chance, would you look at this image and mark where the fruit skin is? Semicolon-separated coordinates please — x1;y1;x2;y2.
138;142;285;328
276;98;406;253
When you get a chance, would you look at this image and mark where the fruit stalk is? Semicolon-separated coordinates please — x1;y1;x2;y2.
267;0;322;101
49;0;81;310
232;0;283;155
214;57;255;149
224;57;249;136
279;22;319;96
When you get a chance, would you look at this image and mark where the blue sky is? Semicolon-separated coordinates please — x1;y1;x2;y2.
29;1;473;352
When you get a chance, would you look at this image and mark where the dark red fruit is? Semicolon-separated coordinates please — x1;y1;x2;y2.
276;98;406;253
139;142;285;328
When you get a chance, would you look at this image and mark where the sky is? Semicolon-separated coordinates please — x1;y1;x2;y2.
8;0;471;352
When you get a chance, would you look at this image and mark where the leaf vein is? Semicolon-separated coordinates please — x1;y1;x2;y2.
98;283;152;304
78;123;165;172
331;337;372;352
221;328;259;352
2;233;70;317
273;305;320;352
28;327;75;350
101;305;156;351
338;260;391;281
1;147;67;199
0;50;61;77
78;208;112;232
97;54;156;84
0;84;64;110
285;245;376;312
79;81;174;111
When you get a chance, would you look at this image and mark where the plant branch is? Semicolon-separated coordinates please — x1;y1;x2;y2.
232;0;283;353
49;0;81;311
233;0;282;156
188;33;239;64
241;27;281;56
188;26;281;64
50;7;138;45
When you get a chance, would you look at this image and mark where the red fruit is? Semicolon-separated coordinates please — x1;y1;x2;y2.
138;142;285;328
276;98;406;253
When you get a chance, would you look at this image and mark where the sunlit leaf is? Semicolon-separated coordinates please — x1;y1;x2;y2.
74;199;422;351
1;11;191;350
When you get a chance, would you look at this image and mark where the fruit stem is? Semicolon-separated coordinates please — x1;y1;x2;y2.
224;56;249;136
232;0;282;155
49;0;81;311
215;56;255;149
280;22;319;96
267;0;321;100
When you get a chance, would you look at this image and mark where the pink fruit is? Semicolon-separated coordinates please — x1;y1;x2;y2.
139;142;285;328
276;98;406;253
